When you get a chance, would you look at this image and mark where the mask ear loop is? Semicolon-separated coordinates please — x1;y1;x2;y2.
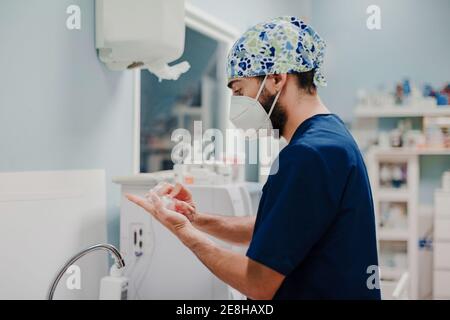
255;75;268;100
255;74;282;122
266;89;282;120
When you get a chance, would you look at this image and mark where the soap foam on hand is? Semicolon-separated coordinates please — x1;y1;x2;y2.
145;185;175;211
160;196;175;211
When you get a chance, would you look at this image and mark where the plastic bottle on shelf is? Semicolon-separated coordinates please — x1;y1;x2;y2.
392;165;403;188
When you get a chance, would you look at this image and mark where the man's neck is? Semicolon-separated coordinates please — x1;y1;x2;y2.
282;94;330;143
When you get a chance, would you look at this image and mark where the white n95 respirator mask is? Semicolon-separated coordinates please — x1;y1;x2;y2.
229;75;282;133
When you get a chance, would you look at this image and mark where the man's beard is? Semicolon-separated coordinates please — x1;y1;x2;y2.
259;88;287;137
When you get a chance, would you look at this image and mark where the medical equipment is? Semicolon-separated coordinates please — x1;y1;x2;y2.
48;244;126;300
113;171;262;300
95;0;190;81
173;163;244;186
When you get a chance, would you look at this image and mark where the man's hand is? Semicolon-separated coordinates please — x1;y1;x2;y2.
149;182;255;246
126;192;191;235
126;189;284;300
150;182;198;223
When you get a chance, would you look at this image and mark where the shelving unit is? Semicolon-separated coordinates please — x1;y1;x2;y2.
370;147;450;156
141;73;216;173
174;104;203;125
376;187;410;202
381;266;408;281
354;103;450;299
367;149;419;299
378;229;409;242
433;181;450;299
355;105;450;118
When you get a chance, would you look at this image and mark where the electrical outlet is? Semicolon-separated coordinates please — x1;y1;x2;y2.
130;223;144;257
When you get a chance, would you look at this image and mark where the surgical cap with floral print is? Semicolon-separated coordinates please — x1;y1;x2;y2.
227;16;327;87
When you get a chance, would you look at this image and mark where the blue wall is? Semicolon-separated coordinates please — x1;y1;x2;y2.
0;0;134;246
311;0;450;121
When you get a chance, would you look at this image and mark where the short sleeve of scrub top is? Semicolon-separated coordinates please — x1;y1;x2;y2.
246;143;338;276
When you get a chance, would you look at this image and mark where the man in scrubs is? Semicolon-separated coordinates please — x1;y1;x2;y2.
127;16;381;300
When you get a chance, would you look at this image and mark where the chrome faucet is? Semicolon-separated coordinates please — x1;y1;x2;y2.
47;244;125;300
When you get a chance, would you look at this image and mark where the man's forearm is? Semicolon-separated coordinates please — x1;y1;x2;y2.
125;192;283;300
192;213;255;246
177;225;277;300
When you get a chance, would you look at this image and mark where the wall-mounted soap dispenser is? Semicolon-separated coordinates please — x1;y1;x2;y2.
95;0;190;81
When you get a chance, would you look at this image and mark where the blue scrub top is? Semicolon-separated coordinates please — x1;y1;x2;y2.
247;114;381;300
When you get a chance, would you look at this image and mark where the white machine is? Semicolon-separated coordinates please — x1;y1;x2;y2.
95;0;190;81
113;171;262;300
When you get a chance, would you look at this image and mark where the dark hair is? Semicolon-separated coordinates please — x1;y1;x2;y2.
257;69;317;95
293;70;316;95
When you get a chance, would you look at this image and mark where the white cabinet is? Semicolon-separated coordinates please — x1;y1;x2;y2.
435;218;450;242
434;242;450;268
435;191;450;217
433;188;450;299
433;271;450;299
367;149;421;299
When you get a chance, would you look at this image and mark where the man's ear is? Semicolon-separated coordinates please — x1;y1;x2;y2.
269;74;287;92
